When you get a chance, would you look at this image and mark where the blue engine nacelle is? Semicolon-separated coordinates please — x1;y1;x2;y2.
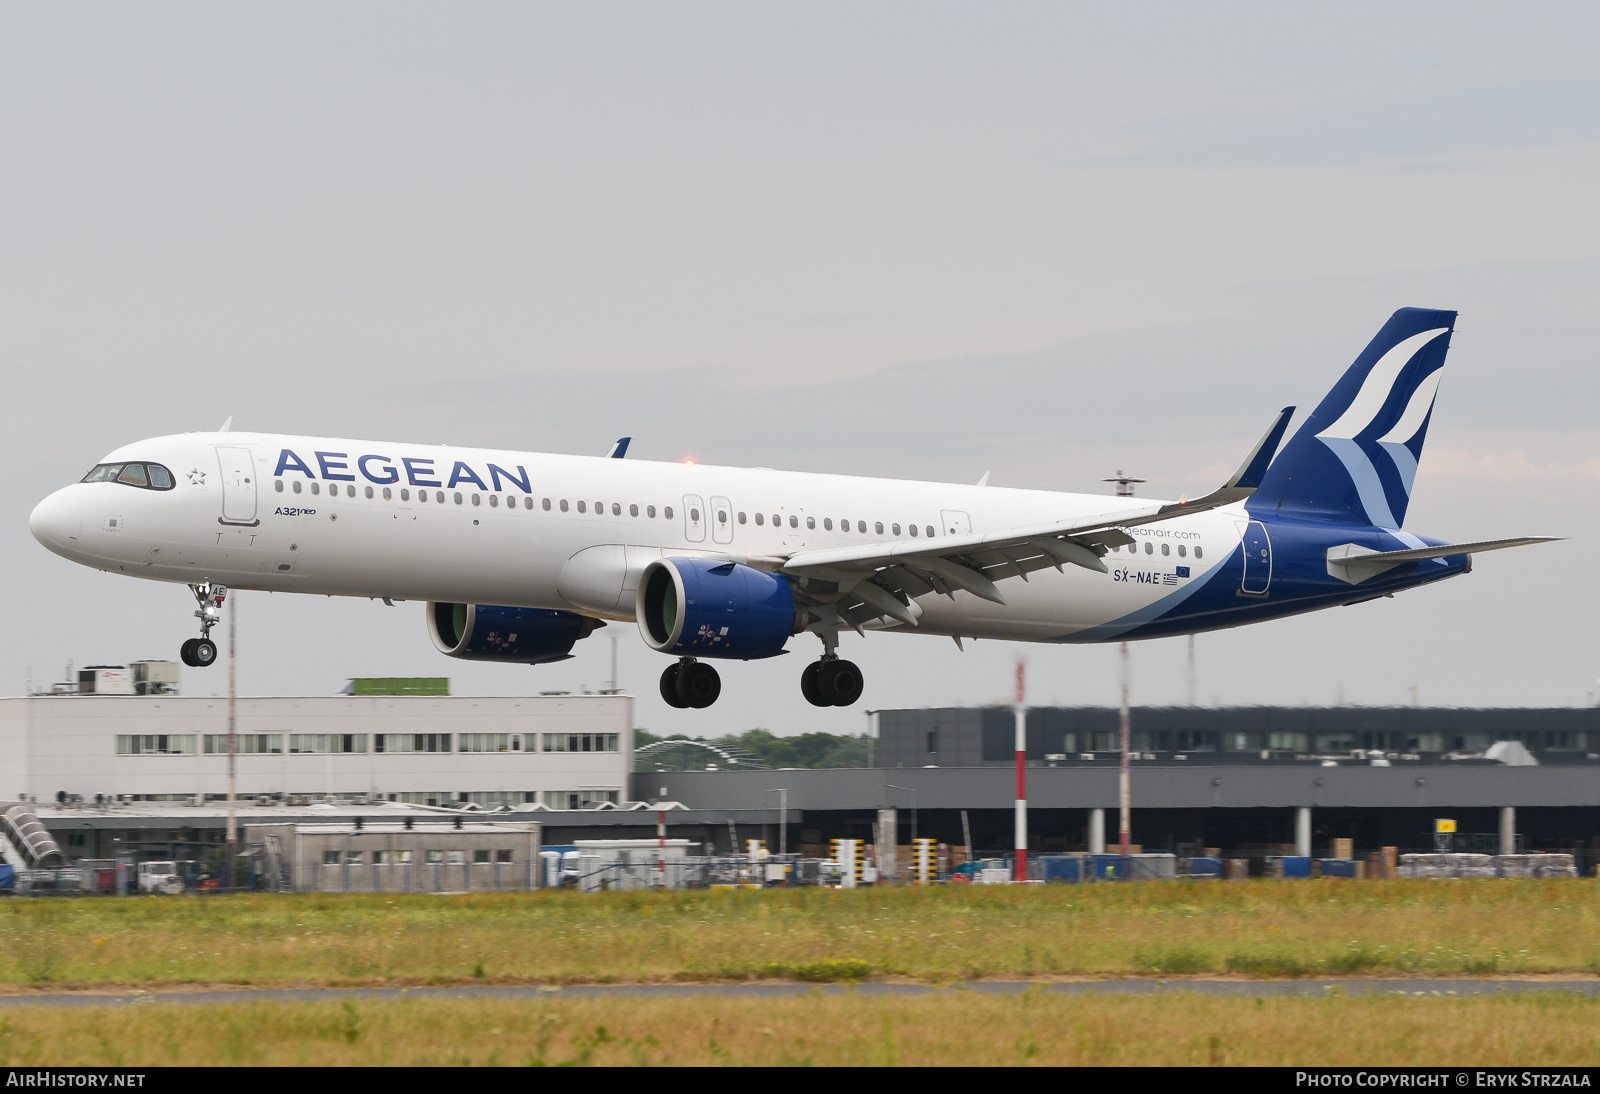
636;558;798;659
427;603;604;664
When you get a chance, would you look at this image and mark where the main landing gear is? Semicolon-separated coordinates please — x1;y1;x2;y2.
180;582;226;668
801;657;864;708
661;658;721;709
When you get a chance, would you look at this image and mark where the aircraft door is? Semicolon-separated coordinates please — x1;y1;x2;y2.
939;510;972;537
1240;520;1272;595
216;446;259;526
709;496;734;544
682;495;706;543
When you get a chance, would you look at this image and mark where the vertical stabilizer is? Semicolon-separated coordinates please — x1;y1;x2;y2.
1247;307;1456;527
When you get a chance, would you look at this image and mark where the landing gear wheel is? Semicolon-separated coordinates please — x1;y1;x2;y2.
192;638;218;667
675;661;721;709
818;659;863;707
801;661;828;707
180;639;199;667
660;663;688;709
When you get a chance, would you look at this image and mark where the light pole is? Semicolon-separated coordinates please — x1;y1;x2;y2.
226;589;237;889
863;710;879;768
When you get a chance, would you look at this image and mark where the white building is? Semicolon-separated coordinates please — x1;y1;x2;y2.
0;693;632;809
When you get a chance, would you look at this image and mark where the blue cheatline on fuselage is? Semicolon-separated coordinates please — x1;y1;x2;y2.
1059;515;1470;644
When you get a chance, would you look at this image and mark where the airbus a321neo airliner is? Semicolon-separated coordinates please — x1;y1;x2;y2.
30;308;1555;710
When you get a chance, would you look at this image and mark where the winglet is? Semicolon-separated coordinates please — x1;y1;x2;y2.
1225;407;1294;492
219;416;233;433
1152;406;1295;516
606;437;631;459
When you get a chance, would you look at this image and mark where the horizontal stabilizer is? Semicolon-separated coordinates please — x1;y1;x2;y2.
1327;536;1560;584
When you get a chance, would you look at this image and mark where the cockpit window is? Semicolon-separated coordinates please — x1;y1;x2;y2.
81;462;175;491
81;463;121;483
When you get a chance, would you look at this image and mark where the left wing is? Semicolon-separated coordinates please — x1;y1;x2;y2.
777;407;1296;636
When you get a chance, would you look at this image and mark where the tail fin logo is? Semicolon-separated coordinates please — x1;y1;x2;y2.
1247;308;1456;528
1312;327;1449;528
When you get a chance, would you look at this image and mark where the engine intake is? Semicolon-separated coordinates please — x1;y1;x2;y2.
427;603;603;664
637;558;797;659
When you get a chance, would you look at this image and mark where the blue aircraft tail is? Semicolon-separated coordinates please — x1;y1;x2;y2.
1246;307;1456;528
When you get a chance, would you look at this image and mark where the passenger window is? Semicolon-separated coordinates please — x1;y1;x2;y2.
435;491;445;504
841;518;849;531
383;488;392;500
1144;542;1153;555
471;494;480;506
858;521;867;533
419;490;428;503
1161;543;1170;556
630;504;638;517
596;501;603;513
488;494;498;507
875;522;883;535
400;488;410;501
647;505;656;518
690;508;700;522
754;513;764;525
1177;544;1186;557
542;498;551;510
771;514;779;527
348;484;357;497
454;492;463;505
275;480;284;493
560;499;568;511
612;503;621;516
738;512;747;524
365;486;374;499
664;506;673;520
926;526;934;538
118;464;148;487
823;518;833;531
717;510;727;524
1194;546;1203;560
909;524;918;537
147;465;173;489
577;501;586;513
524;497;533;509
789;516;797;528
892;523;900;536
806;517;815;529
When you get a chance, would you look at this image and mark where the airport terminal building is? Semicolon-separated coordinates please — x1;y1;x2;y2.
5;691;1600;874
0;690;633;810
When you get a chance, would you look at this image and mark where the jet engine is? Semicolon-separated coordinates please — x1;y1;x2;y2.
636;557;800;659
427;603;603;664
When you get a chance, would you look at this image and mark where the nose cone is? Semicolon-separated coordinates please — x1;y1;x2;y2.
30;487;81;555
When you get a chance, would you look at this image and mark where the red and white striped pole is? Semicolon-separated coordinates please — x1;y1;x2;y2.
1014;660;1027;882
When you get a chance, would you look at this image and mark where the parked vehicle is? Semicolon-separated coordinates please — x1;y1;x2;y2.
137;861;185;895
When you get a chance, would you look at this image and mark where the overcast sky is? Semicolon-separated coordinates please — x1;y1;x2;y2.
3;3;1598;735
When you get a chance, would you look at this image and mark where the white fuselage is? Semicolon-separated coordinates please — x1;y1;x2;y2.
30;432;1244;644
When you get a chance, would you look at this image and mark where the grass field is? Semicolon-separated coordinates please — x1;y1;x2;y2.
3;880;1598;990
4;992;1600;1066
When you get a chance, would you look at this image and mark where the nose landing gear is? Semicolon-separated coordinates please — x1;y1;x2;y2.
661;658;721;709
181;582;226;668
